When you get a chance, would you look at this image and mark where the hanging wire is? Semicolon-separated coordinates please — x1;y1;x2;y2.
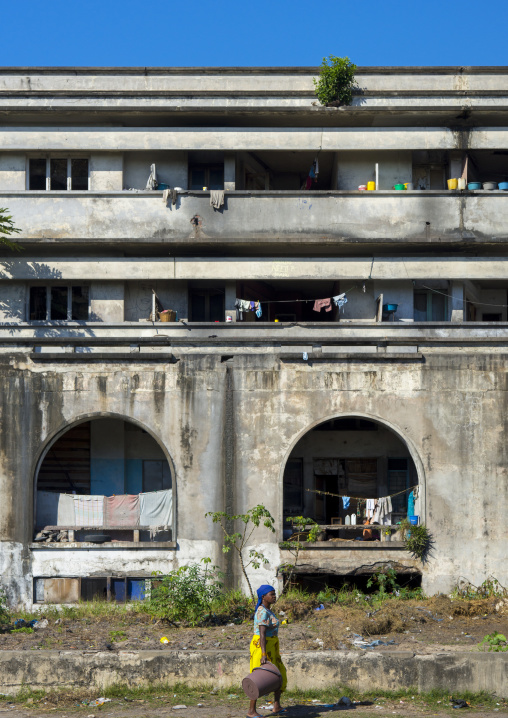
238;285;358;305
306;484;418;501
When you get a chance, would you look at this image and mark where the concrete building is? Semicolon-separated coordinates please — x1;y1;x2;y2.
1;66;508;608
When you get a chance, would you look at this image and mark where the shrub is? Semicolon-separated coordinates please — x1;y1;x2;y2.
479;631;508;652
0;588;9;626
148;559;223;626
313;56;357;106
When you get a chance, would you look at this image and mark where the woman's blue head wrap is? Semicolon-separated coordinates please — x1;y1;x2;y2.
255;584;275;613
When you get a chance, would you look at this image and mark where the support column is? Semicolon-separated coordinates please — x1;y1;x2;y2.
224;153;236;191
224;280;237;322
450;281;465;322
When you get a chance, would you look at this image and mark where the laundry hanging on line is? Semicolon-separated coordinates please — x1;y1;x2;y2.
333;293;348;312
313;297;332;313
235;299;262;321
305;156;320;190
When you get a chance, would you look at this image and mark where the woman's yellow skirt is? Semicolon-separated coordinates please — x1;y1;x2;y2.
249;635;287;692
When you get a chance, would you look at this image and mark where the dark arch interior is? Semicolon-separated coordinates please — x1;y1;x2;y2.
35;418;173;542
283;417;419;532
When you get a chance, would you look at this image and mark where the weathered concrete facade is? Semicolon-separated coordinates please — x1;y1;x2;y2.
1;66;508;606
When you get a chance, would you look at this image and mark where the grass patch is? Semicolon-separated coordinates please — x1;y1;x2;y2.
0;683;505;710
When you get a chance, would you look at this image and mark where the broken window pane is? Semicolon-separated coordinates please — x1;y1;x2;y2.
29;159;47;190
71;159;88;190
29;287;47;320
50;286;68;320
50;158;67;190
71;286;89;320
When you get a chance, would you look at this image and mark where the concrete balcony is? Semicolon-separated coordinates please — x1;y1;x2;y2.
3;189;508;246
1;321;508;349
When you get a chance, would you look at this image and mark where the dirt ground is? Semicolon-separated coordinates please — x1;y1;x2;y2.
1;695;507;718
1;595;507;654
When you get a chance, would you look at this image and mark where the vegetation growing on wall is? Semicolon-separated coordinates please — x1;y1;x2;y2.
0;207;21;250
313;56;357;106
400;519;432;561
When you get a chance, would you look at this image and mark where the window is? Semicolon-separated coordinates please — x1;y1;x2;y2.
29;286;89;320
189;165;224;190
28;158;89;190
414;291;446;321
189;289;224;322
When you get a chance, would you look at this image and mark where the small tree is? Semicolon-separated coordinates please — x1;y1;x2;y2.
0;207;21;250
206;505;275;601
313;56;357;106
279;516;319;594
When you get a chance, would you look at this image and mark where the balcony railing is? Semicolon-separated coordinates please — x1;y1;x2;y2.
2;189;508;244
1;321;508;344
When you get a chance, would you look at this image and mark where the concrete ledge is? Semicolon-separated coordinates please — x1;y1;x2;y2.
0;650;506;697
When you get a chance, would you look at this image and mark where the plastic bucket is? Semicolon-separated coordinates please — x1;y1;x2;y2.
367;181;376;190
157;183;170;190
447;178;458;190
242;663;282;700
468;182;482;190
393;184;405;190
409;515;419;526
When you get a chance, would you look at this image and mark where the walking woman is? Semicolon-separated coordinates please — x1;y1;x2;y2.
247;584;287;718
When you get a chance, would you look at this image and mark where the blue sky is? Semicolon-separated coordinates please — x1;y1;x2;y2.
1;0;507;67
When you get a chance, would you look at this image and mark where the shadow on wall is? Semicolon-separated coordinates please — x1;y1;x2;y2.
0;260;96;339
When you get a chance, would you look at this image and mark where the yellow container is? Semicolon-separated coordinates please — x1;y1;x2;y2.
447;178;458;190
367;181;376;190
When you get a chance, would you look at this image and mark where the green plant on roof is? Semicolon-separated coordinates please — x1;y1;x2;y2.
313;56;357;106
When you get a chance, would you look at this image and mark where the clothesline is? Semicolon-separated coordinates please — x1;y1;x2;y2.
305;484;418;502
237;286;357;306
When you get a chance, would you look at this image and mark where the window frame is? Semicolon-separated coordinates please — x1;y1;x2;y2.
27;285;90;321
26;155;90;191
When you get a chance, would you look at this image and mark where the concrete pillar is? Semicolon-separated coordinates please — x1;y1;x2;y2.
450;281;465;322
90;282;124;322
224;153;236;191
224;280;237;322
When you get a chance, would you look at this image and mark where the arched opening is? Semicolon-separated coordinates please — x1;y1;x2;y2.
34;417;174;544
283;416;421;534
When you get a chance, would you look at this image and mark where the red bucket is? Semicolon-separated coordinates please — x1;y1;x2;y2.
242;663;282;700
